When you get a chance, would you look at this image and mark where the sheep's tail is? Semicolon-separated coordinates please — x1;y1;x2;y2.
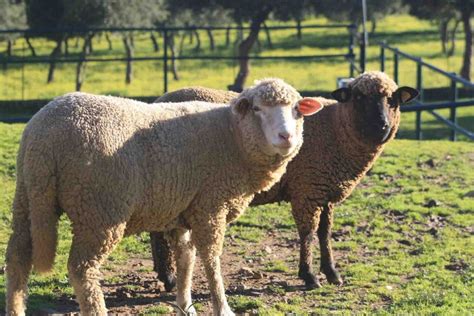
28;158;60;274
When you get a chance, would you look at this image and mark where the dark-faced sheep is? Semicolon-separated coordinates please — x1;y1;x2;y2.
5;78;324;316
150;71;418;290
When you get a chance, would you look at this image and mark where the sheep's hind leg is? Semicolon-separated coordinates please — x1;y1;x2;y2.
150;231;177;292
67;224;125;315
292;200;322;289
6;186;32;316
172;228;196;315
318;204;343;286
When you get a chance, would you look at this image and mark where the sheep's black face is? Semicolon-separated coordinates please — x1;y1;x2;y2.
332;86;418;144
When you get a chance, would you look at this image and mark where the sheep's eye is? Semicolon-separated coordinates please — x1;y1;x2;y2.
294;105;303;118
388;97;398;108
252;106;261;112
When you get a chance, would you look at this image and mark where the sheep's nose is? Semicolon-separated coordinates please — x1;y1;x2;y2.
278;132;292;141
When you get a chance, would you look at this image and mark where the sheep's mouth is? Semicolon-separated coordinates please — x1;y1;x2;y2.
272;144;295;156
362;124;392;144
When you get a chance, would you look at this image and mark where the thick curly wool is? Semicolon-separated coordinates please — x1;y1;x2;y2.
245;78;301;106
5;80;304;315
150;74;402;290
158;86;238;104
350;71;398;96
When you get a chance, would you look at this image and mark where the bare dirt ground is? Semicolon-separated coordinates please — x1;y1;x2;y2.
30;226;350;315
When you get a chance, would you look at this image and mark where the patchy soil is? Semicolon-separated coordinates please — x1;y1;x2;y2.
30;226;346;315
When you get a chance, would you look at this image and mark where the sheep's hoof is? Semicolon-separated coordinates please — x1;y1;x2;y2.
323;268;343;286
163;275;177;292
305;278;322;290
299;271;322;290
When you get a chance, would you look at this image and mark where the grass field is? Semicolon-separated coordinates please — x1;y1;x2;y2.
1;14;473;141
0;119;473;314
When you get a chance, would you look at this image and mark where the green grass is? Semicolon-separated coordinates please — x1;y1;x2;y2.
1;14;474;141
0;120;472;314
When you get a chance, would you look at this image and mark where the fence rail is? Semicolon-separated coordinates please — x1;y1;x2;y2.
380;41;474;141
0;24;360;95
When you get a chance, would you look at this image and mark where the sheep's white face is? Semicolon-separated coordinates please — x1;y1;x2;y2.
231;80;324;158
252;101;301;156
245;96;323;156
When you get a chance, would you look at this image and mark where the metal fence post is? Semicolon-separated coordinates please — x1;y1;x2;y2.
360;41;366;73
380;43;385;72
450;75;458;141
393;50;399;84
348;26;355;77
416;60;423;140
163;28;168;94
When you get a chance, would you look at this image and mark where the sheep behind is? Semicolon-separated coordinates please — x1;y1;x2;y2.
150;71;418;291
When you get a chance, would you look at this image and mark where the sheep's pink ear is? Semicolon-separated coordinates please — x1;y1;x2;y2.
297;98;323;116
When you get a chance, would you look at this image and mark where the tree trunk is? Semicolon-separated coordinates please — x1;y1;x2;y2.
229;10;270;92
169;33;179;81
179;32;186;55
440;19;449;54
88;37;94;54
263;22;273;48
47;38;62;83
25;36;36;56
460;10;472;80
105;32;113;50
150;32;159;52
123;35;134;84
6;39;12;56
296;19;302;39
193;29;201;52
448;19;460;57
206;28;215;51
370;18;377;35
64;37;69;56
225;26;231;47
76;33;94;91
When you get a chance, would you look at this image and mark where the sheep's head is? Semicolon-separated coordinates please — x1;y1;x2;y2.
331;71;418;144
231;78;323;157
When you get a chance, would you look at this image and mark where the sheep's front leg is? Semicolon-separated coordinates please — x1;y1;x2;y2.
317;204;343;285
172;228;197;315
190;212;234;316
291;199;323;289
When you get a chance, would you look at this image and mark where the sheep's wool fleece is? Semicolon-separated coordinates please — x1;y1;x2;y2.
20;92;292;236
159;86;238;104
250;78;301;106
349;71;398;96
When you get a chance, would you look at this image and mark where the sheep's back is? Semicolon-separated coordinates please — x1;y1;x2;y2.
22;92;237;232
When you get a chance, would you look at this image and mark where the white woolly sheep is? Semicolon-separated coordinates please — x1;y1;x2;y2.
5;78;324;316
150;71;419;290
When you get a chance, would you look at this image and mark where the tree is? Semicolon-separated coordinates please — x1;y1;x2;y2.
405;0;474;80
173;0;311;91
104;0;168;84
0;0;26;60
316;0;406;34
25;0;106;83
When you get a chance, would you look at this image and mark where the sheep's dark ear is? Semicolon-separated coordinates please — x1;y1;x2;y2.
331;87;351;102
230;95;251;116
395;86;419;104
